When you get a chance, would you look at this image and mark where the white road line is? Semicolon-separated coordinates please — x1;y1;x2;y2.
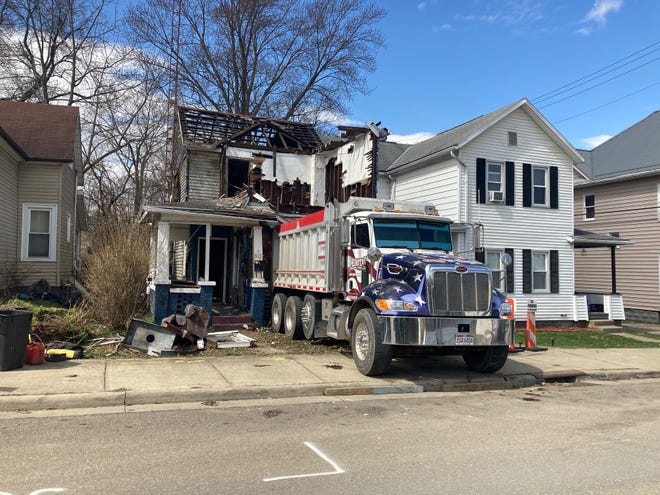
263;441;345;482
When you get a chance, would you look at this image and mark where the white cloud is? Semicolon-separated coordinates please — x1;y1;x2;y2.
388;132;436;145
417;2;428;10
581;134;612;148
433;23;452;31
583;0;623;24
578;0;622;35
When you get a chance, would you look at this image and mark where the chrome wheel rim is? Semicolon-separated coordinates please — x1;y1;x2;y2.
354;322;370;362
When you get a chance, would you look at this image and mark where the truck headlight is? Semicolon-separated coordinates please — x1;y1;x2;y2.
376;299;419;312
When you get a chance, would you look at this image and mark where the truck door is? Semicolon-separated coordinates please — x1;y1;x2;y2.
346;220;371;298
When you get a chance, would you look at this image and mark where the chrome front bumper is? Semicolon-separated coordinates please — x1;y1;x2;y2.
379;316;514;346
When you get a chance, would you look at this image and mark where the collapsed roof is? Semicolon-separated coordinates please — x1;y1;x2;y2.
177;105;323;153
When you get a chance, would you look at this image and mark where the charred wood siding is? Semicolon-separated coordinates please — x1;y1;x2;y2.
323;157;374;204
249;167;311;212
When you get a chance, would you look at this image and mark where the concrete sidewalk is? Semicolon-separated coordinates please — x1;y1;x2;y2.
1;348;660;412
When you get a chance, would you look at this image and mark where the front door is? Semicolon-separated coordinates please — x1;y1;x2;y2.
197;238;227;301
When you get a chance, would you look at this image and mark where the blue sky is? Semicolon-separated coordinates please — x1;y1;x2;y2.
345;0;660;150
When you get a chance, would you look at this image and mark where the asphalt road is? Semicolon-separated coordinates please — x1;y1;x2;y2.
1;379;660;495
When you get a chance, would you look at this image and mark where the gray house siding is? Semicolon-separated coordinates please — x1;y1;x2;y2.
0;141;19;285
574;176;660;318
17;162;62;285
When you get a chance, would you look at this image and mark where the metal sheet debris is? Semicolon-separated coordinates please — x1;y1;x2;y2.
206;331;255;349
125;320;177;356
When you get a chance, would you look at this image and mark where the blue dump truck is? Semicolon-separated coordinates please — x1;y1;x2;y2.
271;197;514;376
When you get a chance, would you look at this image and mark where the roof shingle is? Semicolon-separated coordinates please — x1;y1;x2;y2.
0;100;79;162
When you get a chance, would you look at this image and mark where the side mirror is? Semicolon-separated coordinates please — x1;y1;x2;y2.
339;219;350;244
472;223;484;252
500;252;512;267
367;247;382;265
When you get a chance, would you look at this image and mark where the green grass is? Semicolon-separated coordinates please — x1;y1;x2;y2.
1;297;110;344
515;330;660;349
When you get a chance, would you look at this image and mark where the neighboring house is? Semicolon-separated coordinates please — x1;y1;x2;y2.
380;99;584;323
141;106;387;325
574;111;660;323
0;100;84;294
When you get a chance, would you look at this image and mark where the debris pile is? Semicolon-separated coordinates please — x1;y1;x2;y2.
124;304;254;356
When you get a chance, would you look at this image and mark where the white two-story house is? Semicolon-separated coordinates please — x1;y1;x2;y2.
380;99;584;323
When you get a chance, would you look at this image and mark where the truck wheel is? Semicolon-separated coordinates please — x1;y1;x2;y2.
284;295;304;340
301;294;319;340
351;308;392;376
463;346;509;373
271;293;287;333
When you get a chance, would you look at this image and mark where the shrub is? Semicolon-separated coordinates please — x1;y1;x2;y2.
83;216;150;331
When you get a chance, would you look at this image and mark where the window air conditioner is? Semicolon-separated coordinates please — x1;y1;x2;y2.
488;191;504;203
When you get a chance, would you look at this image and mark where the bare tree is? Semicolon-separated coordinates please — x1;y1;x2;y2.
125;0;385;122
0;0;170;218
0;0;125;104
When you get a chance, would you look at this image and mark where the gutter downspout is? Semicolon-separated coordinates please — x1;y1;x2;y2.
449;148;467;223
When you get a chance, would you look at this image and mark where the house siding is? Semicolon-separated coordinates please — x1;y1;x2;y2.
0;142;19;286
462;108;576;321
392;159;459;220
17;162;62;285
574;177;660;314
187;149;221;200
58;162;76;282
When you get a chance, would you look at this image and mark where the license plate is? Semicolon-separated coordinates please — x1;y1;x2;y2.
455;333;474;345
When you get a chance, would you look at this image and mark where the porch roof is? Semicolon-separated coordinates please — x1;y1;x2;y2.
140;197;279;227
569;229;633;248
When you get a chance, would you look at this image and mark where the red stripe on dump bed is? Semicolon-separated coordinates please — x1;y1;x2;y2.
277;209;325;233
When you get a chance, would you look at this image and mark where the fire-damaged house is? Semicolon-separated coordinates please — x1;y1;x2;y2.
140;106;390;326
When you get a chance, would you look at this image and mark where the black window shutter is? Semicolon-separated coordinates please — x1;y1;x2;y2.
522;163;531;207
475;250;485;263
505;248;514;293
550;250;559;293
476;158;486;204
505;162;515;206
522;249;532;293
550;166;559;209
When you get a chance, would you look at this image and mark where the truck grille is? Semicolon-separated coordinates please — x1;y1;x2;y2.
429;270;491;316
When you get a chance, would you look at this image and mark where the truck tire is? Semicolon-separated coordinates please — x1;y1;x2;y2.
301;294;319;340
284;295;304;340
463;346;509;373
351;308;392;376
271;293;287;333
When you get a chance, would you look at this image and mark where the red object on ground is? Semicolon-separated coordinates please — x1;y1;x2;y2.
24;342;45;365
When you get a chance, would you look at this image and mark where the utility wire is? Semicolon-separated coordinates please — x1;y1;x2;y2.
533;40;660;102
553;80;660;124
538;54;660;109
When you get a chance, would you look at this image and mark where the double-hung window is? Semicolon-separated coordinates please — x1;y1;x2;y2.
584;194;595;220
485;249;504;290
532;251;549;292
21;204;57;261
487;161;505;202
533;166;549;206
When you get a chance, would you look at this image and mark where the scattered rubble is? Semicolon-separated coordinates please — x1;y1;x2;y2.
124;304;254;356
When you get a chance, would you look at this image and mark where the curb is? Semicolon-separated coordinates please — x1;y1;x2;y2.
1;369;658;413
0;391;125;412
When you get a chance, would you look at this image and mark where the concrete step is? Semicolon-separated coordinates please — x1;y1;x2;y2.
590;319;619;327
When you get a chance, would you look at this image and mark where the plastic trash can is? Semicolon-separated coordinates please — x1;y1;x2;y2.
0;310;33;371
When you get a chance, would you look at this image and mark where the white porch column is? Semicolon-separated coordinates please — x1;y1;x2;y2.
155;221;171;284
251;225;267;287
204;223;211;281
